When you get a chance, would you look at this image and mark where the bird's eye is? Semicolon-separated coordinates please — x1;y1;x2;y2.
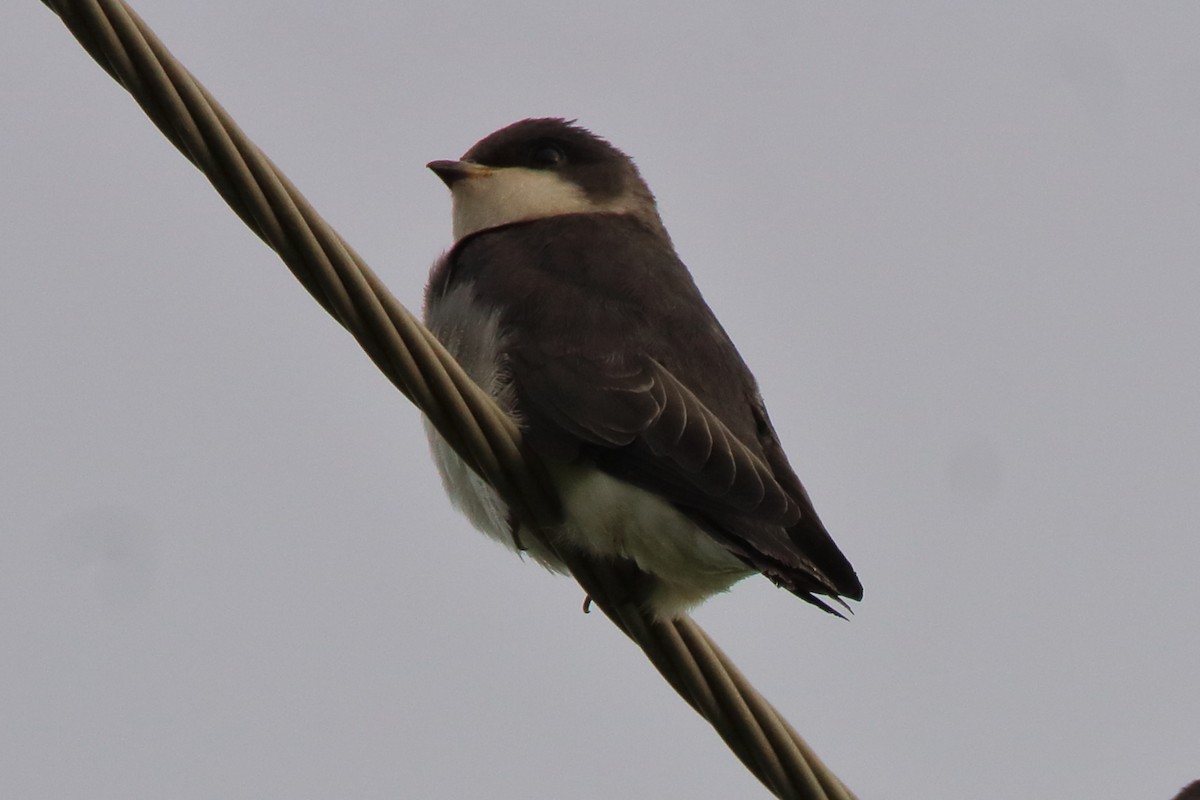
531;144;566;168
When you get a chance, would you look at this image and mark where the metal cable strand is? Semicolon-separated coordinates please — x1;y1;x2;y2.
40;2;857;797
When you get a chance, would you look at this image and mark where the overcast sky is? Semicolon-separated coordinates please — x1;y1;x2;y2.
3;2;1198;798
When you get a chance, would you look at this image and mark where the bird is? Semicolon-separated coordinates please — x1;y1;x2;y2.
422;118;861;619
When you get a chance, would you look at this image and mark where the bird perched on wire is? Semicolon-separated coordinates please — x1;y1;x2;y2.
423;118;861;619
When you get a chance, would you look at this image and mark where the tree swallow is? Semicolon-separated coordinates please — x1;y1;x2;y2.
423;118;861;618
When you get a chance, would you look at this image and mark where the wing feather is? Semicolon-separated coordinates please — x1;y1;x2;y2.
513;348;798;523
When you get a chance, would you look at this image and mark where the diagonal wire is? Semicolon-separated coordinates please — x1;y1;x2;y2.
38;1;858;797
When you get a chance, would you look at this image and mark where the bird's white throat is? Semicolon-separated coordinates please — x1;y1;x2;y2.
450;166;641;240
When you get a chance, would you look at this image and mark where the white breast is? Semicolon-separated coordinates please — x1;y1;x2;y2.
423;278;752;617
422;280;526;554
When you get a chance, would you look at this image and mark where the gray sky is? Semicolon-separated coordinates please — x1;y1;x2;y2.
4;2;1198;798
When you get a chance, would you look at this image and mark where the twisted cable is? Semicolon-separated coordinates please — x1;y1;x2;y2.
39;2;857;797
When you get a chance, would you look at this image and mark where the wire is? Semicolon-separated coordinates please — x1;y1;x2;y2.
39;2;858;797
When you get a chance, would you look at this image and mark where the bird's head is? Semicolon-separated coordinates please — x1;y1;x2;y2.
428;118;664;241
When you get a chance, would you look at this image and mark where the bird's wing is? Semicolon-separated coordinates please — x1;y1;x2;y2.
511;341;862;605
511;344;801;524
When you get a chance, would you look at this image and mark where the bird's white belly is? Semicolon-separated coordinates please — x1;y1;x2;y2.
423;281;751;615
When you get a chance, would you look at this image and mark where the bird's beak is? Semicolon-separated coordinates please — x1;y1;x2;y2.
427;159;491;188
